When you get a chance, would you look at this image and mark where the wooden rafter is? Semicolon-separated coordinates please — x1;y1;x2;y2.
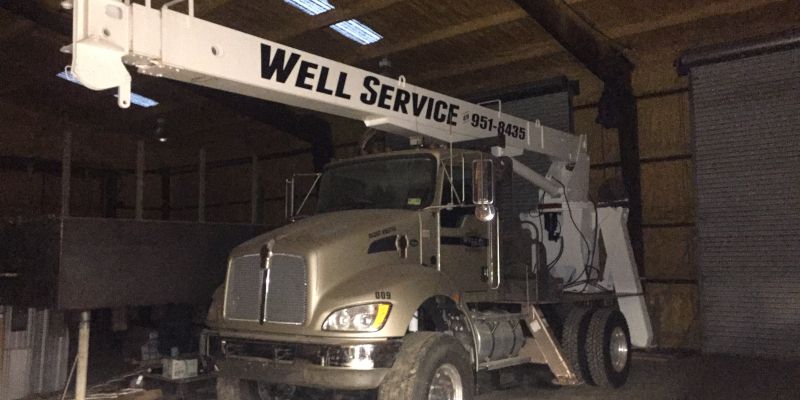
344;0;595;65
344;9;528;64
415;0;788;84
415;40;560;83
0;0;70;36
194;0;239;16
267;0;405;42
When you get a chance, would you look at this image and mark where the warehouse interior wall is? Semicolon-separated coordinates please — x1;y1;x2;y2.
576;52;699;349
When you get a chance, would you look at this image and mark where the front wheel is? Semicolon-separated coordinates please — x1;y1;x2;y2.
216;376;258;400
378;332;474;400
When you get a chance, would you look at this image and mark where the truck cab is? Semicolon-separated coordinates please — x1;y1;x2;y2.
203;146;646;400
204;148;505;395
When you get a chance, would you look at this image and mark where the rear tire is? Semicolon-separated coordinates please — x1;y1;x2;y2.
378;332;474;400
561;307;593;384
585;308;631;388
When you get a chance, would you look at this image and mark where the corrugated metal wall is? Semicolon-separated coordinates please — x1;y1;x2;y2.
690;48;800;358
0;307;69;400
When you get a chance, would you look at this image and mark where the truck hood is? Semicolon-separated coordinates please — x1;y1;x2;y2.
231;209;419;256
217;209;433;338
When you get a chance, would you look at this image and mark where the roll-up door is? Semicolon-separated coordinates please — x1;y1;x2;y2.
687;46;800;358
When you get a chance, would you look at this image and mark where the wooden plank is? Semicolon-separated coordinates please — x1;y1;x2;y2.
195;0;237;16
118;389;163;400
513;0;632;80
344;9;529;64
604;0;787;39
0;0;70;36
415;40;560;83
268;0;405;42
416;0;787;83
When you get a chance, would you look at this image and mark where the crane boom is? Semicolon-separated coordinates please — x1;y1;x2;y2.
69;1;585;171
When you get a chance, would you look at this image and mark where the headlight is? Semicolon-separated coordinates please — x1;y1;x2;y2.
322;303;392;332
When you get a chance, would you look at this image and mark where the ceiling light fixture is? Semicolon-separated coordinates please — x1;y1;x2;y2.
155;117;168;143
284;0;334;16
330;19;382;45
57;71;159;108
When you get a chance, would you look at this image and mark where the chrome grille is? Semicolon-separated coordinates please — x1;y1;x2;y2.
224;255;263;321
265;254;307;324
224;253;307;324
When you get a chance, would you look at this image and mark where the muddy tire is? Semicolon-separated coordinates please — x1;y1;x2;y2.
585;308;631;388
216;376;259;400
378;332;474;400
561;307;593;384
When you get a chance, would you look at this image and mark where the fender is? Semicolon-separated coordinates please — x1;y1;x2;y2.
314;263;461;338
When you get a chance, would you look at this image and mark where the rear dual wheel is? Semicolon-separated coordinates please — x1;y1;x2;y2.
561;307;631;388
586;308;631;388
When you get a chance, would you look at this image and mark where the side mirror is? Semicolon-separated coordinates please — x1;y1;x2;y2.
472;159;496;222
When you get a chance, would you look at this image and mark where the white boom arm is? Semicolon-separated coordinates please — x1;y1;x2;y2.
68;0;588;199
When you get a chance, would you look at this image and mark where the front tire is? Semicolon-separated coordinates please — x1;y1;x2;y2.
585;308;631;388
216;376;258;400
378;332;474;400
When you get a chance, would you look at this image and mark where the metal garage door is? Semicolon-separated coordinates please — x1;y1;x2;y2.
471;81;575;281
475;80;575;226
688;46;800;358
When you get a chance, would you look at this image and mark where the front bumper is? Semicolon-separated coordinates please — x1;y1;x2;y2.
202;332;402;390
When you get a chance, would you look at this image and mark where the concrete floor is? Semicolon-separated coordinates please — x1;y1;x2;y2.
476;353;800;400
83;350;800;400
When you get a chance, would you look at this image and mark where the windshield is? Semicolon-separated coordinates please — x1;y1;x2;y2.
316;155;436;213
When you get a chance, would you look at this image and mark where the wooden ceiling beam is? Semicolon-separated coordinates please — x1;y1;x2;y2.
415;0;787;84
512;0;631;80
194;0;238;16
344;9;528;64
514;0;642;268
268;0;405;42
413;40;561;83
603;0;787;39
344;0;594;65
0;0;70;37
0;12;36;43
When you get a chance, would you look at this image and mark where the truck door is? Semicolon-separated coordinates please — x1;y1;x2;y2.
438;158;493;291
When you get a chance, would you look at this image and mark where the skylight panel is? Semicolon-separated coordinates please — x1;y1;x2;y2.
284;0;334;16
330;19;383;45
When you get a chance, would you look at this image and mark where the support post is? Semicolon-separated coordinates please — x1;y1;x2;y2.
198;148;206;223
135;140;145;221
61;130;72;218
0;309;5;396
512;0;644;267
610;82;644;268
250;155;259;224
75;311;90;400
160;167;171;220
